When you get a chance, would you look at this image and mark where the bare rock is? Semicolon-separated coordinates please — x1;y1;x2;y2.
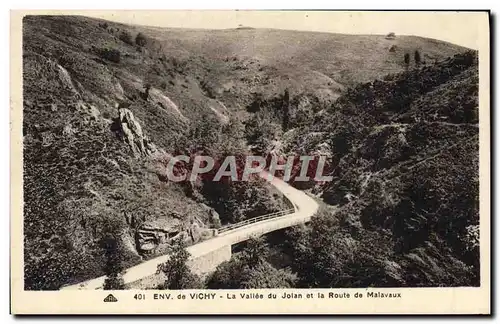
136;215;216;254
383;260;404;284
117;108;158;158
56;64;79;95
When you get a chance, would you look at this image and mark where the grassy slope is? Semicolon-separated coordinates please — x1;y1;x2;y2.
24;15;468;126
144;25;468;114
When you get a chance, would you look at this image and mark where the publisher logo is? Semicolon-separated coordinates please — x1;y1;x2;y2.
103;294;118;302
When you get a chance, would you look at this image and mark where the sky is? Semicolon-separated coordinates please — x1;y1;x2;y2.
84;10;487;49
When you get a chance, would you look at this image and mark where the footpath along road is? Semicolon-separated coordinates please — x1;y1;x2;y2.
61;171;319;290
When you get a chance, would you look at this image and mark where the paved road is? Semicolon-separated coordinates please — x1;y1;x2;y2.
61;171;319;290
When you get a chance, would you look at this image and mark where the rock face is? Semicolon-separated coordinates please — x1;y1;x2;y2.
56;63;80;97
117;108;158;157
136;215;217;254
112;107;218;255
200;203;222;228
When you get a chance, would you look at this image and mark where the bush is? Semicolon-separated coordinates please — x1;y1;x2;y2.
415;50;422;65
119;31;133;45
386;32;396;40
135;32;147;47
404;53;410;66
98;48;121;63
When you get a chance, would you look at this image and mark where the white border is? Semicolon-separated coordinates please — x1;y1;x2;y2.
3;1;497;323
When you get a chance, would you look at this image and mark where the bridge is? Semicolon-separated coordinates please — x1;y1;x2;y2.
61;171;319;290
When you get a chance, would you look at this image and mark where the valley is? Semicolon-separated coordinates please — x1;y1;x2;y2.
22;14;479;290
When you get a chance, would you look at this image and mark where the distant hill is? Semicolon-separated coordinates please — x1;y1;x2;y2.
23;15;468;125
142;23;468;112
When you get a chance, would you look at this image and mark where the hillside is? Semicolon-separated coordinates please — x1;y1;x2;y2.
278;51;479;287
204;51;479;289
23;15;468;126
143;25;468;119
22;14;473;290
23;15;288;290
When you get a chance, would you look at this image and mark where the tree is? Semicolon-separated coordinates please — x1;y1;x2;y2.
282;89;290;131
201;178;284;224
205;258;244;289
240;262;297;289
205;236;296;289
157;239;202;289
240;236;269;267
330;121;357;157
286;208;383;288
102;231;125;290
404;53;410;68
385;32;396;40
244;112;279;155
135;32;148;47
141;83;151;100
414;50;421;66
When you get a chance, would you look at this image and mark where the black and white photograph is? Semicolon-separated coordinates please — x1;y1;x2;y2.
11;9;490;314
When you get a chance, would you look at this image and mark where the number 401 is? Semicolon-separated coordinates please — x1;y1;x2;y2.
134;293;145;300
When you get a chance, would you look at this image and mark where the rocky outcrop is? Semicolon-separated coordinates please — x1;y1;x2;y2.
199;203;222;228
148;88;187;121
116;108;158;157
136;216;217;254
56;64;79;95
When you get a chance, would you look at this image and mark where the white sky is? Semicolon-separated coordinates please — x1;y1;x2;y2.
84;10;487;49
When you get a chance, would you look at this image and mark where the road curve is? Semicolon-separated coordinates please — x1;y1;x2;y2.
61;171;319;290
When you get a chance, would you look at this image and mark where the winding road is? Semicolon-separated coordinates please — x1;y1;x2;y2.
61;171;319;290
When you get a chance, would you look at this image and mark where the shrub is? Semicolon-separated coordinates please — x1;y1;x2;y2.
98;48;121;63
404;53;410;66
415;50;422;66
135;32;147;47
385;32;396;40
119;31;133;45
